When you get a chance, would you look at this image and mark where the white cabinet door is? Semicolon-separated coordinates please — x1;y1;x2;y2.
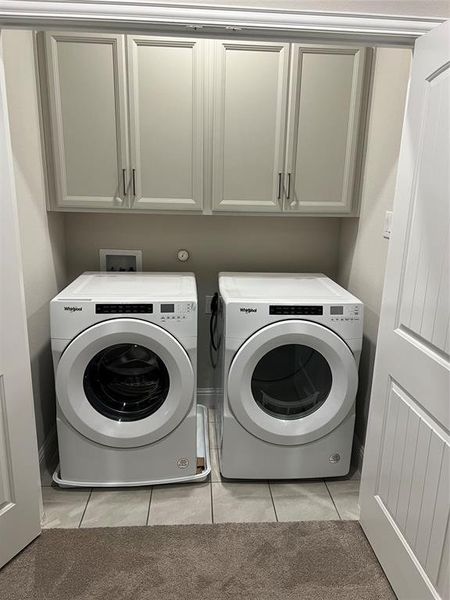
212;40;289;212
45;32;128;209
127;36;204;211
0;40;41;568
360;21;449;600
285;45;368;214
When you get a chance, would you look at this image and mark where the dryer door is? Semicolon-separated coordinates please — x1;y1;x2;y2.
56;319;194;448
227;320;358;445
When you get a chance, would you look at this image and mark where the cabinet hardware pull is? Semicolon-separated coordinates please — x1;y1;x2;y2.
132;168;136;197
286;173;291;200
277;172;282;200
122;168;127;198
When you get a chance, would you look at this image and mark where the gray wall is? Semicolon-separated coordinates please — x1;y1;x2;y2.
337;47;411;449
65;214;341;387
2;30;67;460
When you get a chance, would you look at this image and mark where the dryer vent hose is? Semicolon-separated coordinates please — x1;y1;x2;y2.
209;292;221;368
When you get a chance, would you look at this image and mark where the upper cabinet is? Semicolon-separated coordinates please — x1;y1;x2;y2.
284;46;368;214
43;32;204;211
211;41;289;212
41;33;370;215
44;32;129;209
127;36;204;211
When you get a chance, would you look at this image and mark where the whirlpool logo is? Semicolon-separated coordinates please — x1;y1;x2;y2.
64;306;82;312
240;307;257;314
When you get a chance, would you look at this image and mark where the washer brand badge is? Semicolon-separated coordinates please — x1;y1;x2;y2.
177;458;190;469
64;306;82;312
240;307;257;314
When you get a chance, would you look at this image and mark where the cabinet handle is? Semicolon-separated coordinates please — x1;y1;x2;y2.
132;168;136;197
122;168;127;198
277;172;282;200
286;173;291;200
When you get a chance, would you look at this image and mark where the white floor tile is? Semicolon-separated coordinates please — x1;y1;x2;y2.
212;482;276;523
148;483;212;525
326;480;360;520
41;487;91;529
270;482;339;521
80;489;151;528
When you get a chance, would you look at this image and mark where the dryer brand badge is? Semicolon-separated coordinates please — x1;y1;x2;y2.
177;458;190;469
240;307;257;314
64;306;82;312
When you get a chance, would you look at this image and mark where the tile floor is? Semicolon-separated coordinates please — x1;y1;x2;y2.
41;408;360;528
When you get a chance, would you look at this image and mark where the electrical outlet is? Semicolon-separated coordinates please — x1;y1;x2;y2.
205;295;213;314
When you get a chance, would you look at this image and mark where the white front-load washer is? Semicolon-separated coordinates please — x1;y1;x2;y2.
50;272;207;487
216;273;363;479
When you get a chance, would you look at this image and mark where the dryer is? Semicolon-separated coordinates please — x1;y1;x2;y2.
216;273;363;479
51;272;208;487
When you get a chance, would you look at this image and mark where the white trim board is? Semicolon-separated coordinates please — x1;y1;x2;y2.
0;2;444;46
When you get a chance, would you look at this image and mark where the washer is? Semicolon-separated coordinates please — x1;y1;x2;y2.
50;272;207;487
216;273;363;479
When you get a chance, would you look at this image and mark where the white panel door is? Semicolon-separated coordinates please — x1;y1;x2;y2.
285;45;368;214
45;32;128;209
0;36;41;568
212;40;289;212
127;36;204;211
360;21;449;600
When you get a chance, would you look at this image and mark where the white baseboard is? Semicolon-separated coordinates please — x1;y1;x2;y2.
197;388;219;408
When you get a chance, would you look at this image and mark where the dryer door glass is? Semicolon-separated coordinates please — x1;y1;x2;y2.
83;343;170;421
251;344;332;419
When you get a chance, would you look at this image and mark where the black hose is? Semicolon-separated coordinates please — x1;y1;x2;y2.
209;292;221;368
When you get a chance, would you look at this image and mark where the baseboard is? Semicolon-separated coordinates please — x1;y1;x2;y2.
197;388;219;409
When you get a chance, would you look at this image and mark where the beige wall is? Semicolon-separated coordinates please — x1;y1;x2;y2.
2;30;67;458
337;47;411;448
65;214;341;386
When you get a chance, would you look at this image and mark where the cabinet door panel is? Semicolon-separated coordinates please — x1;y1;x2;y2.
212;41;289;212
128;36;204;211
45;32;128;209
286;46;368;214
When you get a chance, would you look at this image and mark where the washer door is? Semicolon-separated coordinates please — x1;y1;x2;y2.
227;320;358;445
56;319;194;448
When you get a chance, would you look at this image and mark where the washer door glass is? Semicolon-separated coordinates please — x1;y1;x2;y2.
251;344;332;420
83;343;170;422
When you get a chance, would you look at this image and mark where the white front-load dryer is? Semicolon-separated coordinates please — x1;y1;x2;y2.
216;273;363;479
50;272;201;486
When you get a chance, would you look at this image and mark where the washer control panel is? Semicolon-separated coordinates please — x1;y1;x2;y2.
94;302;196;322
159;302;196;322
96;303;153;314
329;304;361;321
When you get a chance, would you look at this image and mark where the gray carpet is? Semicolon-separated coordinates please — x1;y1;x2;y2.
1;521;395;600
